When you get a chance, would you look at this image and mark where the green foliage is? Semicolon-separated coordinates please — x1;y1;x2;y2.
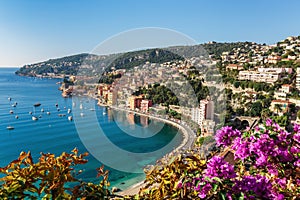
271;115;289;127
16;54;90;76
0;149;110;199
99;73;122;84
108;48;184;71
201;42;253;59
250;101;262;117
196;136;215;147
138;152;208;199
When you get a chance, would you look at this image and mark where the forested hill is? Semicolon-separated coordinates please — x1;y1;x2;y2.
15;53;91;76
15;42;252;77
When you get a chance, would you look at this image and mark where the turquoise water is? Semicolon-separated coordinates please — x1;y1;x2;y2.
0;68;182;190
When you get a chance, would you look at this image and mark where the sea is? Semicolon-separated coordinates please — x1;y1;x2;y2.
0;67;183;190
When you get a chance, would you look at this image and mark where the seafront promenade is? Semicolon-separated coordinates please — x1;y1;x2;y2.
110;106;197;195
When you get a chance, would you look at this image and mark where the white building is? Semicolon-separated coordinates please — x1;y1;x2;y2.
296;68;300;90
191;99;214;128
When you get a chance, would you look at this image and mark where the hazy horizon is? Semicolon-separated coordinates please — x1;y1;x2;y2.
1;0;300;67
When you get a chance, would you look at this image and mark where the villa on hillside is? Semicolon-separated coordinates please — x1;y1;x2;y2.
270;99;291;116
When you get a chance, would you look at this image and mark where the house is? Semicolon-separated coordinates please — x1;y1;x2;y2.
226;64;244;71
191;99;214;126
270;100;291;116
129;95;143;110
280;84;292;94
140;99;152;112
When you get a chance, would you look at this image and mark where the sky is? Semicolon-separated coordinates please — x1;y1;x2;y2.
0;0;300;67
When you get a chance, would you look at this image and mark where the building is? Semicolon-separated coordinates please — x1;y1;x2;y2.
280;84;292;94
201;120;216;136
238;70;281;83
226;64;244;71
129;95;143;110
296;68;300;90
270;100;291;116
140;99;152;112
191;99;214;127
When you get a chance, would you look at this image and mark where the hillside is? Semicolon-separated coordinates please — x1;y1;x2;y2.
15;42;252;77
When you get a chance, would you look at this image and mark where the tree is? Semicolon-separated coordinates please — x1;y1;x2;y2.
250;101;262;117
233;81;240;88
261;108;271;121
274;104;282;115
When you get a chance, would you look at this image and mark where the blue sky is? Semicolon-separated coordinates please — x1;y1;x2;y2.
0;0;299;67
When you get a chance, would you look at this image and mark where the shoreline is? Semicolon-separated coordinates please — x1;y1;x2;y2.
110;106;196;195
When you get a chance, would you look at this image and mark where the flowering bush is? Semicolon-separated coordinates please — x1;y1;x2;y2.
184;119;300;199
139;119;299;199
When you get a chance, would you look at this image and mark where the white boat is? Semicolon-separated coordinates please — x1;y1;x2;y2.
8;97;12;101
46;111;51;115
9;110;14;114
89;108;95;111
15;115;19;119
7;126;14;130
41;108;44;112
68;116;73;121
29;111;33;115
80;113;84;117
67;109;72;114
32;116;38;121
57;108;60;111
80;104;83;110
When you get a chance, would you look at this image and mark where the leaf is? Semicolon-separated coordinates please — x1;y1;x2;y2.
219;191;226;200
239;192;245;200
213;183;218;191
212;177;222;183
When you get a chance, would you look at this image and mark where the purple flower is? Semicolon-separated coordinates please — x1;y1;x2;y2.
197;183;212;199
232;137;250;161
215;126;241;147
293;123;300;133
205;156;236;179
290;146;300;154
276;177;286;188
293;132;300;143
232;175;278;199
266;118;273;126
294;159;300;167
177;180;183;188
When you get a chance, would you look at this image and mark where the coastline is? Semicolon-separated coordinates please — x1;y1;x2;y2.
110;106;196;195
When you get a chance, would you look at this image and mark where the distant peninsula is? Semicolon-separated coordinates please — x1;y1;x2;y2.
15;42;252;78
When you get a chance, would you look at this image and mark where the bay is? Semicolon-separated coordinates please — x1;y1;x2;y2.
0;68;182;190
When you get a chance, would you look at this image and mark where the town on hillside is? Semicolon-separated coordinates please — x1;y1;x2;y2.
19;35;300;137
